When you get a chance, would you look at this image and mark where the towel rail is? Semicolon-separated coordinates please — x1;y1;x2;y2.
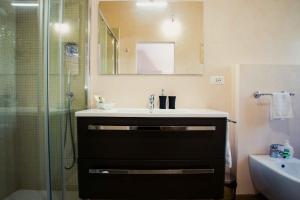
254;91;295;99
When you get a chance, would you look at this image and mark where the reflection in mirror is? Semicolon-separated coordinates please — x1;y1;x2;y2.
98;0;204;75
137;43;174;74
98;14;119;74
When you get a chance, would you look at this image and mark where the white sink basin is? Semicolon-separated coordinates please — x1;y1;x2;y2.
75;108;228;118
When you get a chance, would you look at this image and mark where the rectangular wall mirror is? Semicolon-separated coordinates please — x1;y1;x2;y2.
98;0;204;75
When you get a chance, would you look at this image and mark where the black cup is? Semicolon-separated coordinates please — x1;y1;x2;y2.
159;96;167;109
168;96;176;109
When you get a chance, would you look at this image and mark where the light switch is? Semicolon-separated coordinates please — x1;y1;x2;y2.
209;76;225;85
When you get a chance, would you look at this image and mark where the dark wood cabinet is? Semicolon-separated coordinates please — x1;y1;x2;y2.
77;117;227;199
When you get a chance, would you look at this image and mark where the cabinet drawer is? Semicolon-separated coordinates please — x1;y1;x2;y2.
78;159;224;199
77;117;227;160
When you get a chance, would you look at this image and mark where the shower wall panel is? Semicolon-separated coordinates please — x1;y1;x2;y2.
15;8;46;190
0;0;17;198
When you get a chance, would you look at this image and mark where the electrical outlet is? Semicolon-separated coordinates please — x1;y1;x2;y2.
209;76;225;85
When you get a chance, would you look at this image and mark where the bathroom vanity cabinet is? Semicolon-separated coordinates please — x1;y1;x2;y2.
76;109;227;199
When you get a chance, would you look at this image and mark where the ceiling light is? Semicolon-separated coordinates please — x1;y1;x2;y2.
161;15;181;38
11;1;39;7
136;1;168;8
54;23;70;34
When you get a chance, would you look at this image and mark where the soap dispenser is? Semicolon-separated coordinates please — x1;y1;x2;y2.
159;89;167;109
168;96;176;109
283;140;294;159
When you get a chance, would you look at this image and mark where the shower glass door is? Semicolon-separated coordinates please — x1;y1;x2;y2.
47;0;88;199
0;0;88;199
0;0;48;199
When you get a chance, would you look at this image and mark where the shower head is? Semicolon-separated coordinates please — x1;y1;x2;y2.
64;42;78;99
64;42;79;57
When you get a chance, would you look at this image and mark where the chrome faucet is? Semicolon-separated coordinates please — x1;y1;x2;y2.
149;94;155;112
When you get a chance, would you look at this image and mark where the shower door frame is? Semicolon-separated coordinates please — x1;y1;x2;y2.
43;0;68;199
42;0;53;199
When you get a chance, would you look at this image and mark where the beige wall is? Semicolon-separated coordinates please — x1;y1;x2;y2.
91;66;234;109
204;0;300;65
90;0;300;195
99;1;204;74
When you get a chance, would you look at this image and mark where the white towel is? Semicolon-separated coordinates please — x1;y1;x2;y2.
271;92;294;120
225;123;232;168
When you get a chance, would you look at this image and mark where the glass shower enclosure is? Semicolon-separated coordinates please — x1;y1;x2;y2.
0;0;88;199
98;13;118;74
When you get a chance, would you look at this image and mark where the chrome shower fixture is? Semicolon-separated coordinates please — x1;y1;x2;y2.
64;42;79;57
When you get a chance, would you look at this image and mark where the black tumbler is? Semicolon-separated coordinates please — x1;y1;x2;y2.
168;96;176;109
159;96;167;109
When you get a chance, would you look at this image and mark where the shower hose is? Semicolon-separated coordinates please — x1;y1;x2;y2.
64;96;76;170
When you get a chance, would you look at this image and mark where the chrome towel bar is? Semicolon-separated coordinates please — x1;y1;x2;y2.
254;91;295;99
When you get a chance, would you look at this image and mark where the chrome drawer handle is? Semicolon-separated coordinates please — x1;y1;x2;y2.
162;126;216;131
88;125;130;130
87;125;216;131
88;169;215;175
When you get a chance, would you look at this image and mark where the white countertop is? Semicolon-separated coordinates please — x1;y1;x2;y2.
75;108;228;118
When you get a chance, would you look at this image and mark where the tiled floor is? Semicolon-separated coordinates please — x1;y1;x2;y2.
4;189;267;200
3;190;79;200
236;195;267;200
224;188;267;200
